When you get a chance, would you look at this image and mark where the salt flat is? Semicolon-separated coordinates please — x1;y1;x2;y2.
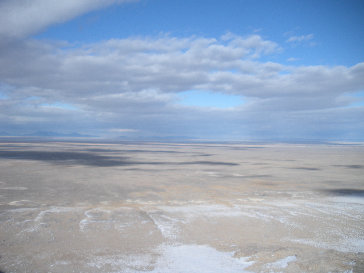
0;141;363;272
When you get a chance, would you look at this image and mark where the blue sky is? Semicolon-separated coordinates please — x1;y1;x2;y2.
0;0;363;140
35;0;364;66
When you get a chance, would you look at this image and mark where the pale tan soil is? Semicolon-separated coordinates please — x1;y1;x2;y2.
0;141;363;272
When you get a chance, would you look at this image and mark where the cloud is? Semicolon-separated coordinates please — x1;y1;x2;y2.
110;128;138;133
287;57;299;62
0;33;363;140
0;34;283;98
286;34;314;43
0;0;136;39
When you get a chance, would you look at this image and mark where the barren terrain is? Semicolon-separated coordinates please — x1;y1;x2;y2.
0;141;363;272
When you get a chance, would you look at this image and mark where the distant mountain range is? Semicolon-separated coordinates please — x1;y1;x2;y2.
0;131;94;138
1;131;362;144
117;135;198;141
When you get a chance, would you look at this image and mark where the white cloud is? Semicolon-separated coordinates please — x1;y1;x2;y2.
0;0;136;39
0;34;283;98
286;33;314;43
110;128;138;132
287;57;299;62
1;35;362;102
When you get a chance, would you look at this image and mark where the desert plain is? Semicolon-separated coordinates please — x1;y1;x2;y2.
0;141;363;272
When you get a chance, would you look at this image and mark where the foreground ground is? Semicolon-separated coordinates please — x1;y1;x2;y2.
0;141;363;272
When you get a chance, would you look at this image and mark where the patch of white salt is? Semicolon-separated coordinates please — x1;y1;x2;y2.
329;196;364;205
266;255;297;270
149;244;254;273
87;244;254;273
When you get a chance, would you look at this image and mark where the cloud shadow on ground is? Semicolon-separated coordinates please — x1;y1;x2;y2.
333;164;364;169
0;150;238;167
85;148;184;154
290;167;321;171
0;150;135;167
180;161;239;166
320;188;364;198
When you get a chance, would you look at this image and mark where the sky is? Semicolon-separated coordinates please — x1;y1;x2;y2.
0;0;363;141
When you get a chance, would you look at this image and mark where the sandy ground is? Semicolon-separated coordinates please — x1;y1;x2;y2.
0;141;363;273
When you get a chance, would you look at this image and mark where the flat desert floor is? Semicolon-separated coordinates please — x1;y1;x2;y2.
0;141;363;272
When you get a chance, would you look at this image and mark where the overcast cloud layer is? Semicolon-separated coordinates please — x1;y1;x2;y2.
0;1;363;140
